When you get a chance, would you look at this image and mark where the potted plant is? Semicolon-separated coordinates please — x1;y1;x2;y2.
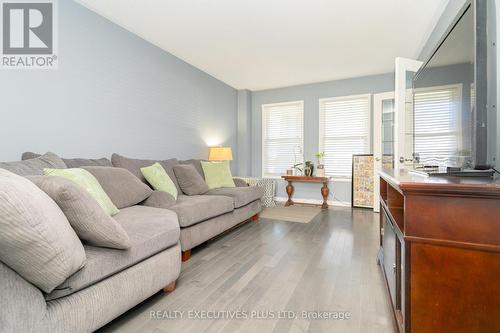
315;152;325;177
304;160;314;176
315;151;325;165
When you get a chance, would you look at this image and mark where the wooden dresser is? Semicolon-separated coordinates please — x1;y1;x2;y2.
377;169;500;333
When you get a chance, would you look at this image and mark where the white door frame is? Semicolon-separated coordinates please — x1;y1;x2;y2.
394;57;423;170
373;91;395;213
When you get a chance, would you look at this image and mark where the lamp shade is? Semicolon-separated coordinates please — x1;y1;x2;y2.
208;147;233;161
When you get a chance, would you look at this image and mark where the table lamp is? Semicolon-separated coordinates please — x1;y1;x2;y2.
208;147;233;161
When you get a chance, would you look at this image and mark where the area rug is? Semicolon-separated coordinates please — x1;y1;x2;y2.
260;204;322;223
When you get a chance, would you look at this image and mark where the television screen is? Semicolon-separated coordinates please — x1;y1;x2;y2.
413;5;474;169
412;0;496;171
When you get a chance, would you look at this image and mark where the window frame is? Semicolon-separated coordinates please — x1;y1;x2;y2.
318;93;372;180
261;100;304;179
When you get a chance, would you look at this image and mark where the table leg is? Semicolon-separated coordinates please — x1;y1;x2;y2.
285;181;294;206
321;182;329;209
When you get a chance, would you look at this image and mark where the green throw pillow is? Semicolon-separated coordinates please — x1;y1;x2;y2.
201;161;235;190
141;163;178;200
44;168;119;216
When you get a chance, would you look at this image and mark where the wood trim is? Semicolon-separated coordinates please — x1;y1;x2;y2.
400;183;500;198
281;175;332;183
404;236;500;253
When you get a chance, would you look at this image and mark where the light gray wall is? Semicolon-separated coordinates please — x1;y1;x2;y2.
250;74;394;204
0;0;238;167
237;90;252;176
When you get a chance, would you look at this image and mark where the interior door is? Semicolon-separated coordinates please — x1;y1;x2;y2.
394;57;423;170
373;92;395;212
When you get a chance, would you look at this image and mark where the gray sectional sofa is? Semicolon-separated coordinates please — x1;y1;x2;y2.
110;153;263;261
0;152;263;332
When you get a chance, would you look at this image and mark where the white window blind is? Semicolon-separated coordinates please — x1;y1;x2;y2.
262;101;304;177
319;95;370;178
414;85;462;165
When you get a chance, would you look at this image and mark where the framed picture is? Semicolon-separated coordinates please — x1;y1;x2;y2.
351;154;374;209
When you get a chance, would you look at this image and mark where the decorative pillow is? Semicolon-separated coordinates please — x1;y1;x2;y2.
44;168;119;216
82;166;153;209
201;161;236;189
0;152;66;176
0;169;86;293
179;159;206;179
111;153;180;192
28;176;131;249
173;164;209;195
141;191;177;209
141;163;178;200
21;152;112;168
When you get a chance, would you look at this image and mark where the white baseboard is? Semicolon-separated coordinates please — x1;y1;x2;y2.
275;196;351;207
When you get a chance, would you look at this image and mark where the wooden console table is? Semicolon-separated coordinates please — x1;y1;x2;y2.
281;175;332;209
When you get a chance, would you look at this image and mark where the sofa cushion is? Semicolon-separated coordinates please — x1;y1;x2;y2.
169;195;233;227
22;152;112;168
0;169;86;293
28;175;131;249
0;152;66;176
111;153;180;192
233;178;249;187
82;166;153;209
206;186;264;208
173;164;209;195
44;168;120;216
141;191;176;209
45;205;180;301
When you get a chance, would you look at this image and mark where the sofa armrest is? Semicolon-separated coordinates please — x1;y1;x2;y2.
141;191;176;209
0;261;47;332
233;178;249;187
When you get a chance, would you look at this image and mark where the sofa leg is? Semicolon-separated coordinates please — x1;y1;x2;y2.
163;281;176;293
251;214;259;222
181;250;191;262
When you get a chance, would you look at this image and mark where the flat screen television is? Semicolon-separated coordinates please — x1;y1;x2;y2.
412;0;497;174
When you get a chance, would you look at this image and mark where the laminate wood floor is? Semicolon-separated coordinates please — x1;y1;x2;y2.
97;207;393;333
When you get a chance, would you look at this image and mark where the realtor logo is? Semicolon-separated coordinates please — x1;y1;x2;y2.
1;0;58;69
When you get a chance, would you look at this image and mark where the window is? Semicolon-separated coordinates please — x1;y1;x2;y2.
413;84;462;165
262;101;304;177
319;94;371;178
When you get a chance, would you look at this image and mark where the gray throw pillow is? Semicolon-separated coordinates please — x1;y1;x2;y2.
28;175;131;250
179;159;206;179
63;158;112;168
82;166;153;209
173;164;209;195
22;152;112;168
111;153;180;192
0;152;66;176
0;169;86;293
141;190;176;209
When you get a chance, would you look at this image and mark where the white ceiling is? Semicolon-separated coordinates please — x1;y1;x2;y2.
77;0;449;91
